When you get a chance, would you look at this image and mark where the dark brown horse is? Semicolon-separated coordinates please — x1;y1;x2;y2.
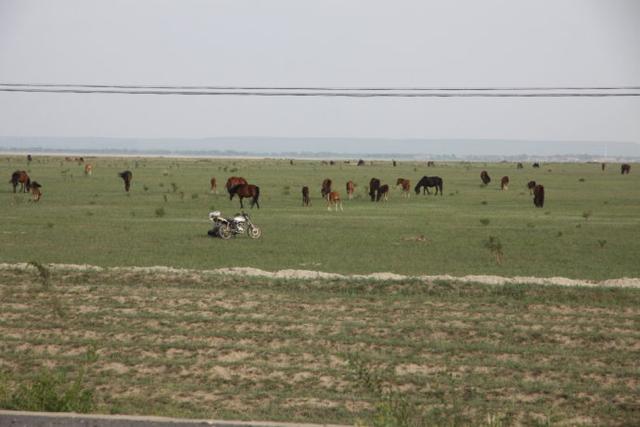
118;171;132;192
427;161;435;167
230;184;260;209
226;176;248;198
30;181;42;202
480;171;491;185
533;185;545;208
377;184;389;202
10;170;30;193
621;164;631;175
369;178;381;201
210;177;217;193
500;176;509;191
321;179;332;199
302;186;311;207
527;180;536;195
346;181;355;200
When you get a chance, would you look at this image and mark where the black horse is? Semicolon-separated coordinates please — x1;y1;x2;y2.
414;176;443;196
118;171;132;192
229;183;260;209
369;178;381;201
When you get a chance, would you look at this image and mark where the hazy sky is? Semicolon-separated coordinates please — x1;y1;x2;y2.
1;0;639;147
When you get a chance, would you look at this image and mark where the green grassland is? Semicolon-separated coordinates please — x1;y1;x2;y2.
1;267;639;425
2;155;639;279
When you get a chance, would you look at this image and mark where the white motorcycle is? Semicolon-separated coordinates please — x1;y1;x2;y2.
208;211;262;240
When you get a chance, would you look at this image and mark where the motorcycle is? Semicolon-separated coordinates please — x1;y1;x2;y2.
208;210;262;240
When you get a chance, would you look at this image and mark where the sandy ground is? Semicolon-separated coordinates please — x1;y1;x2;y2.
1;262;639;288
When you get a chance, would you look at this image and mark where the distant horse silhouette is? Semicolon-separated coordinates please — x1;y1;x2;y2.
533;185;545;208
427;161;435;167
533;163;540;168
30;181;42;202
321;178;332;199
357;159;365;166
27;154;32;162
396;178;411;198
210;177;217;193
10;170;30;193
226;176;248;198
302;186;311;207
229;184;260;209
601;163;606;171
84;164;93;176
500;176;509;191
327;191;343;211
377;184;389;201
346;181;355;200
480;171;491;185
392;160;397;167
415;176;443;196
118;171;132;192
621;164;631;175
369;178;381;201
516;163;523;169
527;180;536;195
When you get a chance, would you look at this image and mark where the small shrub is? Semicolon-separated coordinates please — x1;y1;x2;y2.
484;236;504;265
28;261;50;288
191;193;199;200
143;185;149;192
163;194;168;203
46;222;54;229
578;178;585;182
229;167;238;173
155;207;166;217
598;239;607;249
527;223;535;228
582;210;592;221
481;201;488;205
170;183;178;193
480;218;490;226
557;231;563;237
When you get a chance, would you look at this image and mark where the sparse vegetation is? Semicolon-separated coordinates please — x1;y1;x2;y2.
154;207;166;217
484;236;504;264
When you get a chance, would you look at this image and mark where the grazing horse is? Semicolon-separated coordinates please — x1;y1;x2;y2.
210;177;217;193
533;185;545;208
377;184;389;202
392;160;397;167
27;154;32;162
621;164;631;175
480;171;491;185
226;176;248;198
327;191;343;211
368;178;381;201
601;163;606;171
229;184;260;209
118;171;132;192
10;170;30;193
414;176;443;196
357;159;365;166
516;162;523;169
427;161;435;167
527;180;536;195
302;186;311;207
30;181;42;202
396;178;411;198
346;181;355;200
84;164;93;176
321;178;332;199
532;162;540;168
500;176;509;191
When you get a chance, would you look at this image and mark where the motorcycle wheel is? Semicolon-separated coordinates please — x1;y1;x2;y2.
218;224;233;240
248;225;262;239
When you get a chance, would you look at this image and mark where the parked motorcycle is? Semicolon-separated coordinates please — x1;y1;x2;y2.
208;211;262;240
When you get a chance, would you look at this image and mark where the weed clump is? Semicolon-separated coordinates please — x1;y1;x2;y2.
155;207;166;217
484;236;504;265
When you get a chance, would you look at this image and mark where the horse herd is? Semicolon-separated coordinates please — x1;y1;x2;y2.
7;158;633;213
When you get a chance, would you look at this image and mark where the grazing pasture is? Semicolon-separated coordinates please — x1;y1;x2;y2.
1;156;639;280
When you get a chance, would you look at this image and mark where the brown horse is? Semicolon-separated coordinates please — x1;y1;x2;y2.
480;171;491;185
118;171;132;192
302;186;311;207
226;176;248;198
527;180;536;195
10;170;30;193
84;164;93;176
327;191;343;211
396;178;411;198
346;181;355;200
30;181;42;202
621;164;631;175
229;184;260;209
500;176;509;191
377;184;389;202
533;185;545;208
210;177;218;193
321;178;332;199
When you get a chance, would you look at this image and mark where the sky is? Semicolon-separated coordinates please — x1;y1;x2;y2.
0;0;639;152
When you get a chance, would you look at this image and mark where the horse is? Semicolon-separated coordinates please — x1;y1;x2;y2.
414;176;443;196
210;177;217;193
500;176;509;191
392;160;397;167
302;186;311;207
118;171;132;192
527;180;536;195
480;171;491;185
369;178;381;201
427;161;435;167
601;163;606;172
532;162;540;168
327;191;343;211
27;154;32;163
533;185;545;208
396;178;411;198
226;176;248;198
377;184;389;202
321;178;332;199
10;170;30;193
84;164;93;176
516;162;523;169
346;181;355;200
30;181;42;202
229;184;260;209
357;159;365;166
621;164;631;175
